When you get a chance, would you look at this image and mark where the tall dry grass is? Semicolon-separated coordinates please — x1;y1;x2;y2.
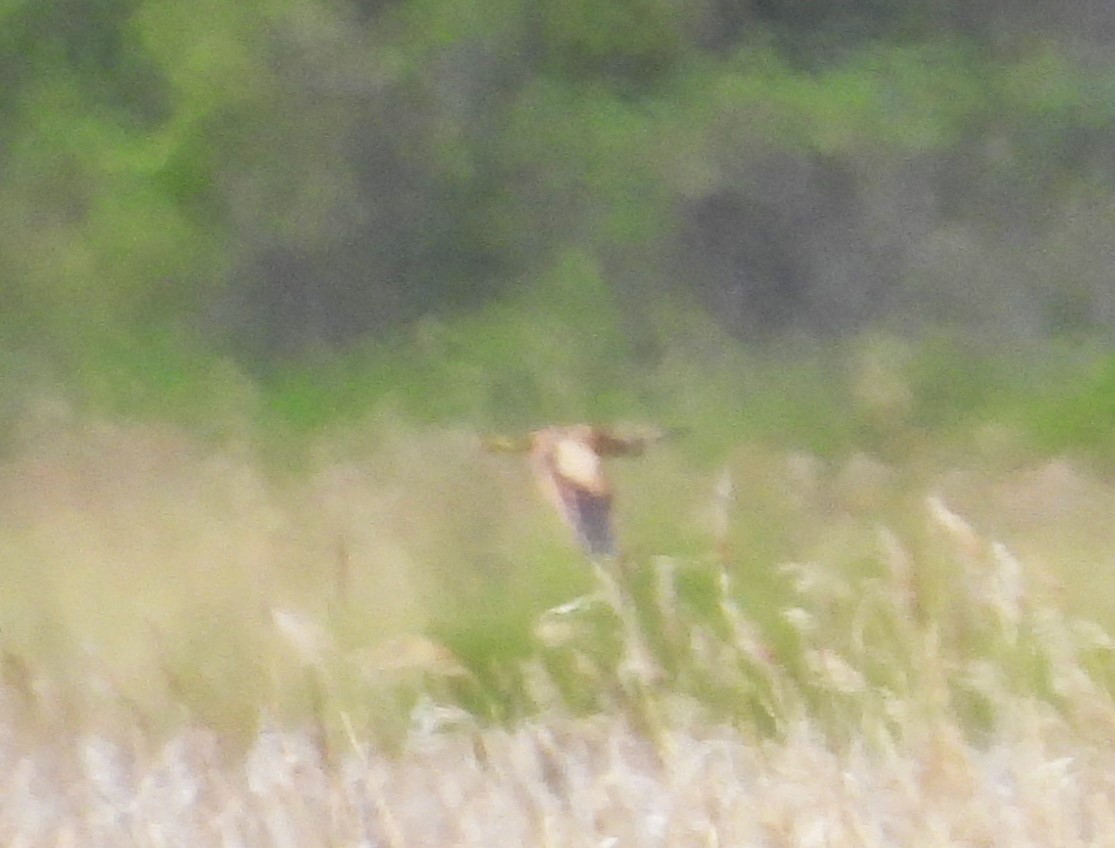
5;405;1115;844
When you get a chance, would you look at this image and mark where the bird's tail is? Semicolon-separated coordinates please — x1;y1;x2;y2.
566;489;616;557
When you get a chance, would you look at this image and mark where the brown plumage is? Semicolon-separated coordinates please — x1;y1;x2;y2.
486;424;679;557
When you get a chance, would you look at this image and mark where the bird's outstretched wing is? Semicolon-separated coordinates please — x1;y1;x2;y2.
482;434;531;454
592;425;688;457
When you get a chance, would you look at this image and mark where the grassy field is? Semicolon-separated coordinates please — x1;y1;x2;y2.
5;329;1115;844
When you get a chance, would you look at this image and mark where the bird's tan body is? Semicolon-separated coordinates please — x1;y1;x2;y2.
549;435;609;495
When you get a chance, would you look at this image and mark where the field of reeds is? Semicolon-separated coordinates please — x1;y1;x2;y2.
6;335;1115;845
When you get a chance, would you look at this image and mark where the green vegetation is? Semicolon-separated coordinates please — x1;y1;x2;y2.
7;0;1115;841
6;383;1115;842
4;0;1115;379
5;323;1115;737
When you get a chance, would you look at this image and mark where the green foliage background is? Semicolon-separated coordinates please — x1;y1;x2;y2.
5;0;1115;739
4;0;1115;419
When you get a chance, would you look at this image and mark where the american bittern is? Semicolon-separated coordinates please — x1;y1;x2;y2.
485;424;680;557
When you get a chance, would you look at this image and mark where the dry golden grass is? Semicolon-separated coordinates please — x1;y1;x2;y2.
6;696;1115;846
5;404;1115;844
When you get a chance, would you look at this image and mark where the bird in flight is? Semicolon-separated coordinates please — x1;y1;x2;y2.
485;424;680;557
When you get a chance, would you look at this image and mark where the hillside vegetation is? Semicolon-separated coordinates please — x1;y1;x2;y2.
4;0;1115;381
6;351;1115;843
6;0;1115;843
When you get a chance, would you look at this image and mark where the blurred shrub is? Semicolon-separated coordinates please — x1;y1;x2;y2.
3;0;1115;425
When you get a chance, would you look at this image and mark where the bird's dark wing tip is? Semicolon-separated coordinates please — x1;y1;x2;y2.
658;425;689;441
